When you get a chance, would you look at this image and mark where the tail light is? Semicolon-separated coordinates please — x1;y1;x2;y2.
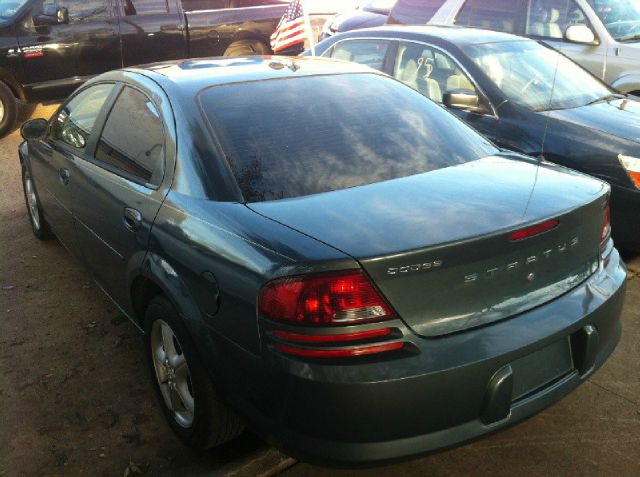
259;270;405;359
258;270;394;326
510;218;559;241
618;155;640;189
601;202;612;264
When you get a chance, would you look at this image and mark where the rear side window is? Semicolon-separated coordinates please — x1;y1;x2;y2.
51;83;114;151
328;40;391;71
199;73;497;202
456;0;521;33
388;0;448;24
123;0;169;15
95;87;165;186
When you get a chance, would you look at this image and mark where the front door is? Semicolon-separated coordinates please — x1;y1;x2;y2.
524;0;606;79
28;83;116;255
16;0;121;100
68;83;169;312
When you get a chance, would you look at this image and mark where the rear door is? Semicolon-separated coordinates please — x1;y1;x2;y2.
116;0;187;66
68;81;173;313
28;83;116;255
16;0;120;100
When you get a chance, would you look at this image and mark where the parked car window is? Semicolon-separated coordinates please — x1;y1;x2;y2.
388;0;447;24
95;87;165;186
394;42;477;103
199;73;497;202
50;83;114;151
464;40;611;110
526;0;591;39
41;0;110;22
455;0;520;33
585;0;640;41
326;40;391;71
122;0;169;15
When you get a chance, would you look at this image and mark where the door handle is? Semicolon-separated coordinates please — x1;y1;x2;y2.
59;168;70;185
123;207;142;232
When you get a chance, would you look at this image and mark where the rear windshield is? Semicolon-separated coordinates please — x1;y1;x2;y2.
388;0;447;24
199;73;497;202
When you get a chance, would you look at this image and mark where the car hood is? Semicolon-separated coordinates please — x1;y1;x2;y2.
333;10;388;33
248;154;606;259
547;98;640;142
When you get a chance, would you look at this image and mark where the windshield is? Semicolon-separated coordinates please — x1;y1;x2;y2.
0;0;28;19
587;0;640;41
464;41;612;111
199;73;497;202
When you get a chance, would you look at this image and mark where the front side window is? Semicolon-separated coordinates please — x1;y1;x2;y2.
199;73;497;202
586;0;640;41
95;87;165;186
455;0;520;33
122;0;169;15
327;40;391;71
394;42;478;103
464;40;611;110
526;0;591;39
388;0;448;24
41;0;110;23
51;83;114;151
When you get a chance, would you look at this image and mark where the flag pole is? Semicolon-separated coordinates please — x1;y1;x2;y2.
302;0;316;56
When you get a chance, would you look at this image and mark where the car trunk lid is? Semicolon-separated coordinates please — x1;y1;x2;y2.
249;156;608;336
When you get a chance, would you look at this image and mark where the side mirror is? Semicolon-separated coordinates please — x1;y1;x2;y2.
21;118;48;141
33;6;69;27
565;24;597;45
443;89;487;114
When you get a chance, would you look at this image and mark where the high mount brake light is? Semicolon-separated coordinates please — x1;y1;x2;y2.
509;218;560;241
258;270;395;325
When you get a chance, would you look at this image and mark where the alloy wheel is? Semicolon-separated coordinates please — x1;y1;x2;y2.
151;319;195;428
24;171;40;231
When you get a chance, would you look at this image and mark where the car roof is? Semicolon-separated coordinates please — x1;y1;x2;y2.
119;56;379;93
336;24;532;47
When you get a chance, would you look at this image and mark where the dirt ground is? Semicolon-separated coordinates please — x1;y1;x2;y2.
1;104;639;477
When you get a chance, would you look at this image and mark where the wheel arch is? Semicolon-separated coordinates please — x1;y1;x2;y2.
131;252;204;333
610;74;640;95
0;68;27;101
230;30;271;48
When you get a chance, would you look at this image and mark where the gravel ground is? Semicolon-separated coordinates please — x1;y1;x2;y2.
1;104;639;477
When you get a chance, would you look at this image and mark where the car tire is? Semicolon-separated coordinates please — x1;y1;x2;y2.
21;164;54;240
223;40;271;57
0;81;17;138
144;295;245;450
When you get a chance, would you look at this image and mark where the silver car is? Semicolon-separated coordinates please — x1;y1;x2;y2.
416;0;640;94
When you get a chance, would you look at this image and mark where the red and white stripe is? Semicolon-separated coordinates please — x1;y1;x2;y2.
271;18;307;53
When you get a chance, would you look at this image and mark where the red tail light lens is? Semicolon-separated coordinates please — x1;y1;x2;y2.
275;341;404;358
258;270;394;325
273;328;392;343
510;218;560;241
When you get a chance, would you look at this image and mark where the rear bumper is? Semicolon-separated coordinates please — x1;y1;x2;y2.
610;184;640;251
212;249;626;466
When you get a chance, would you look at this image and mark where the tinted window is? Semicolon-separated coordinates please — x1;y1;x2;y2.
587;0;640;41
394;42;478;103
456;0;520;33
41;0;110;22
328;40;391;71
51;83;114;151
95;87;165;185
123;0;169;15
526;0;591;39
388;0;447;24
200;73;497;202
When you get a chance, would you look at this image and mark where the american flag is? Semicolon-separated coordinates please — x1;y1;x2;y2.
270;0;311;54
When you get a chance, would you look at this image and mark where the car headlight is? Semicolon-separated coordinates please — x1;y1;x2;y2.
618;154;640;188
